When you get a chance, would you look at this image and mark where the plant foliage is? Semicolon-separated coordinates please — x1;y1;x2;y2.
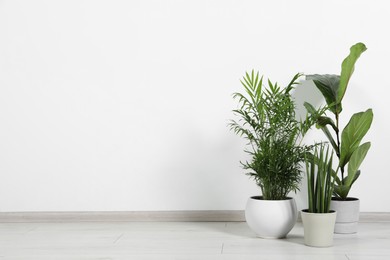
305;144;335;213
230;71;315;200
305;42;373;199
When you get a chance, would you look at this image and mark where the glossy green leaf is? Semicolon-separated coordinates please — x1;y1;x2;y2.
303;102;339;153
316;116;338;132
332;170;342;186
350;170;361;187
304;102;317;115
333;184;350;199
338;43;367;103
306;74;341;114
345;143;370;187
334;171;361;199
339;109;373;168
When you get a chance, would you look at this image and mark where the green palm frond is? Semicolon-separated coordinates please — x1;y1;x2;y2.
230;71;318;200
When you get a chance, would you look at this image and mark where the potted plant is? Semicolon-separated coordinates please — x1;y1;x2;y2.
302;144;337;247
230;70;315;238
304;42;374;233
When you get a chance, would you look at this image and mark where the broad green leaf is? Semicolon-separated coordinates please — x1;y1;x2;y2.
350;170;361;187
316;116;338;132
334;184;351;199
304;102;317;115
334;169;362;199
304;104;338;151
345;143;370;187
341;170;360;188
339;109;373;168
338;43;367;103
306;74;341;114
332;170;342;186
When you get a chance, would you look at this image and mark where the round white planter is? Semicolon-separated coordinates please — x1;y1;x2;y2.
330;198;360;234
301;210;337;247
245;196;297;239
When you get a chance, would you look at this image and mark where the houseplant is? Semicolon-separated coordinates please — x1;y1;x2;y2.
304;42;374;233
230;70;315;238
301;144;337;247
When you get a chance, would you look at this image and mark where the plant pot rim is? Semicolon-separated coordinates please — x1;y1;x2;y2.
250;196;294;201
301;209;336;215
331;197;359;201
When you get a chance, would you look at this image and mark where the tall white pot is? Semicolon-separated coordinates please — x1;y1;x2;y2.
330;198;360;234
245;196;297;239
301;210;337;247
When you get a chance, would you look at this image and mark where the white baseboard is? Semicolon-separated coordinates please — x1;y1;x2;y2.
0;211;389;223
0;210;245;223
358;212;390;222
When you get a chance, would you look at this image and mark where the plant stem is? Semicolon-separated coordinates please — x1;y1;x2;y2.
335;112;344;184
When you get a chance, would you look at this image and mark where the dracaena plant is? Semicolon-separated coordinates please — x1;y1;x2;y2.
230;71;316;200
304;42;374;200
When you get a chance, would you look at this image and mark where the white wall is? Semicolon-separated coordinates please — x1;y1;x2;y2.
0;0;389;212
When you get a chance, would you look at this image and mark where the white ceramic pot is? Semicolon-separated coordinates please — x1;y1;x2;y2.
245;196;297;239
330;198;360;234
301;210;337;247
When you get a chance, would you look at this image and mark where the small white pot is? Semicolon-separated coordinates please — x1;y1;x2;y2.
245;196;297;239
330;198;360;234
301;210;337;247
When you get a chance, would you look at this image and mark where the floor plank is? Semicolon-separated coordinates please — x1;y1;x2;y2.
0;222;389;259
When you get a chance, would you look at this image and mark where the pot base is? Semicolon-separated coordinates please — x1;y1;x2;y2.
334;222;358;234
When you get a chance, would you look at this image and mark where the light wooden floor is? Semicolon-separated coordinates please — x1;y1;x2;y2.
0;221;389;259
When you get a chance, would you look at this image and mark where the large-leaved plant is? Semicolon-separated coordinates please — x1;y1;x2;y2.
305;42;373;200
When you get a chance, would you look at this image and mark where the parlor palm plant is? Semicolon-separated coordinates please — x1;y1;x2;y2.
229;70;317;238
230;71;314;200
